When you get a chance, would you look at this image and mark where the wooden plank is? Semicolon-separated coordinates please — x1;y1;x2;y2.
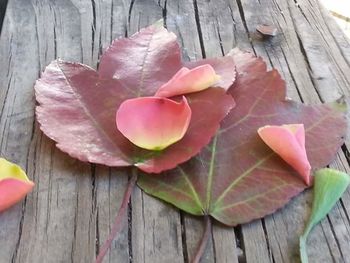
194;0;350;262
0;1;46;261
0;1;130;262
163;1;242;262
193;2;279;262
164;1;217;262
229;0;350;262
127;2;185;263
0;0;185;262
237;0;350;262
212;224;240;263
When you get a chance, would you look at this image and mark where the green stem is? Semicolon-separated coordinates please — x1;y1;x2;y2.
95;168;138;263
299;236;308;263
299;224;312;263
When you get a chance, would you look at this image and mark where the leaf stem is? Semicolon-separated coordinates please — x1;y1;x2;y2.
95;167;138;263
299;236;309;263
192;215;212;263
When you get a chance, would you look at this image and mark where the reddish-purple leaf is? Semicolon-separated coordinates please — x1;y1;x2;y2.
137;89;234;173
35;23;235;173
98;21;183;95
138;49;347;226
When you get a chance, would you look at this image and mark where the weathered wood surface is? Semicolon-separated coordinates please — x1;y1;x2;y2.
0;0;349;262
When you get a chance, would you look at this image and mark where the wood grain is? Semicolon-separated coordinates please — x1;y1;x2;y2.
0;0;349;262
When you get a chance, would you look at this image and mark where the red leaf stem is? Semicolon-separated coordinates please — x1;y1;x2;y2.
95;168;138;263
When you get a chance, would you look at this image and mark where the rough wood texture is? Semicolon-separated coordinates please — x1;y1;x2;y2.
0;0;349;262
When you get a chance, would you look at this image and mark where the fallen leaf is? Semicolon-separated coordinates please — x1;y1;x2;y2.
98;20;182;95
299;168;350;263
138;49;347;226
35;23;235;173
0;158;34;212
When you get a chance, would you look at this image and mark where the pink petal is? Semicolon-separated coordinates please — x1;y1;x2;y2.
155;64;220;97
116;96;191;150
258;124;311;185
0;179;34;212
185;56;236;91
0;158;34;212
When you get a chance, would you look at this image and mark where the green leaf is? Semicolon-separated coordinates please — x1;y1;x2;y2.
300;168;350;263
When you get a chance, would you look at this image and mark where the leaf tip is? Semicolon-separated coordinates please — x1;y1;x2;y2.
152;19;165;29
329;95;348;113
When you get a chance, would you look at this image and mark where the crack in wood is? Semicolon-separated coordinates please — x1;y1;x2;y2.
128;193;133;263
128;0;136;25
180;212;189;263
234;226;246;263
192;0;206;58
261;219;276;263
326;215;346;261
235;0;256;55
91;0;96;60
0;0;8;35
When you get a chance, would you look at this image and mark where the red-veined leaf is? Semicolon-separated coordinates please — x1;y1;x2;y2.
35;23;235;173
137;49;347;225
98;21;182;96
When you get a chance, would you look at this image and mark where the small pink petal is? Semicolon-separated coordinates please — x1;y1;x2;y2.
258;124;311;185
155;64;220;97
116;96;191;150
0;158;34;212
0;179;34;212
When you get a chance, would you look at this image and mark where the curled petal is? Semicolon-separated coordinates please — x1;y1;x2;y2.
0;158;34;212
185;56;236;91
155;65;220;97
116;96;191;151
258;124;311;185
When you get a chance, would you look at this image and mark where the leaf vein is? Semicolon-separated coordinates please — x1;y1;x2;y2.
212;153;274;208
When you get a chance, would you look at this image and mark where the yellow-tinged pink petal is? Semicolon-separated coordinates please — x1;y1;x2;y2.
0;158;34;212
155;64;221;97
258;124;311;185
116;96;191;151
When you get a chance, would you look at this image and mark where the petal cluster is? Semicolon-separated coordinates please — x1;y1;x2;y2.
0;158;34;212
116;65;221;151
258;124;311;185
